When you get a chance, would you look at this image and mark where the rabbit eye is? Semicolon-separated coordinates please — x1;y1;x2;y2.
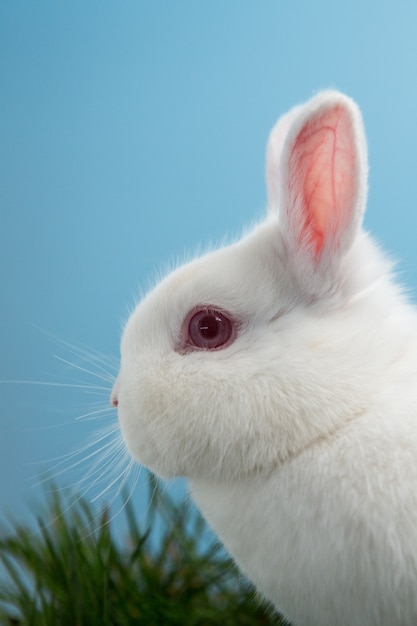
186;308;235;350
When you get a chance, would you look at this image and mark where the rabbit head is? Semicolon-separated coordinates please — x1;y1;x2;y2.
113;90;383;482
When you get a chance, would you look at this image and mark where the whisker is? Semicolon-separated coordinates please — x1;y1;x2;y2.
33;327;116;364
25;405;113;433
63;432;121;471
90;453;131;503
79;390;111;398
35;424;120;476
55;344;117;380
0;380;110;391
82;436;127;485
53;354;115;384
15;333;145;540
33;435;135;540
75;407;114;422
90;463;142;536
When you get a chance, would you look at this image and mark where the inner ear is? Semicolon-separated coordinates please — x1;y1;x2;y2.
287;102;359;259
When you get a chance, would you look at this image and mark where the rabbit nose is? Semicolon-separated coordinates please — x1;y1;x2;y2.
111;394;118;408
110;378;119;408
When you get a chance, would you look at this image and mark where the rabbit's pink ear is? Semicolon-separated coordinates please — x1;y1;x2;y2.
279;92;367;271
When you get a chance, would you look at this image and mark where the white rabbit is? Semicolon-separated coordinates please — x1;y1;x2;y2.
112;91;417;626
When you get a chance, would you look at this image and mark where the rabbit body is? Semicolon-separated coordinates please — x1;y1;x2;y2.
192;374;417;626
114;91;417;625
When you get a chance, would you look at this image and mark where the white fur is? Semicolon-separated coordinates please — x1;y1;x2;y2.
113;91;417;625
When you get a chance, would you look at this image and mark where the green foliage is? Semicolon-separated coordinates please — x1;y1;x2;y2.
0;474;289;625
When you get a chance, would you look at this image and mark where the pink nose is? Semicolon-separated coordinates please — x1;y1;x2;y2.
110;380;119;408
110;378;119;409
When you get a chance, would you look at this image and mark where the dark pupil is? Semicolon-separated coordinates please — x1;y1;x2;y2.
198;314;220;339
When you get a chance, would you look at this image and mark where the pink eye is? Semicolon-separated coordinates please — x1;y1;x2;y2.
186;308;235;350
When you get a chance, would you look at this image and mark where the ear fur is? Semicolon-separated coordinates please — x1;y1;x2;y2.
266;91;368;295
266;104;303;210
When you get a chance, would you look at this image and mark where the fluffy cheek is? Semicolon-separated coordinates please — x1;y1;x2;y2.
117;394;168;477
116;354;294;481
116;357;220;479
117;382;178;479
116;355;250;479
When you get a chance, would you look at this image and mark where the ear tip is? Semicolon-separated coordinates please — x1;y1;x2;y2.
310;88;358;106
306;89;364;126
266;89;368;213
297;89;368;169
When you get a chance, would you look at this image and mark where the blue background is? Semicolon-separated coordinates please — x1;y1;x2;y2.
1;1;417;528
